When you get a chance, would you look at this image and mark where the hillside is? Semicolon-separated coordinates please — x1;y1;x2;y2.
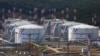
0;0;100;26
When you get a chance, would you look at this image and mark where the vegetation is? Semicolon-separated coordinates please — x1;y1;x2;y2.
0;0;100;26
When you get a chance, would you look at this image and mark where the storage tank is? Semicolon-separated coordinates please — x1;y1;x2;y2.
68;24;99;41
4;18;21;33
5;20;33;40
14;24;45;44
60;21;83;40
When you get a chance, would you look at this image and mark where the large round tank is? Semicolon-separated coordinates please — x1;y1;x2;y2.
5;20;33;40
60;21;83;41
68;24;99;41
14;24;45;44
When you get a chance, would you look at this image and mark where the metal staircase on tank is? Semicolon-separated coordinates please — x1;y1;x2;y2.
8;27;16;43
51;23;57;37
39;21;50;42
61;26;67;41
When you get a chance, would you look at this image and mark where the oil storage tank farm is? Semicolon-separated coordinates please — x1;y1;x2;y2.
60;21;83;41
14;24;45;44
68;24;99;41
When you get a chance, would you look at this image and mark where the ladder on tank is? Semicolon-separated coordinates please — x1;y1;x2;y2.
8;27;16;42
60;26;67;40
51;23;57;37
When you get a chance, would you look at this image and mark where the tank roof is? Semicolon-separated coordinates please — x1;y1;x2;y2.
9;20;32;26
61;21;82;26
16;24;44;29
69;24;98;29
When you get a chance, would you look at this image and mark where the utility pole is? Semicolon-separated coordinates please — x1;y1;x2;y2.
87;33;91;56
28;34;32;56
67;38;69;56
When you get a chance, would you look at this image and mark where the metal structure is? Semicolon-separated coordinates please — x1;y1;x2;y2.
5;20;33;40
44;19;51;35
44;19;65;37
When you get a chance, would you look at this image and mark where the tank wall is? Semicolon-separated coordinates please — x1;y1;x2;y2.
15;28;45;44
68;28;98;41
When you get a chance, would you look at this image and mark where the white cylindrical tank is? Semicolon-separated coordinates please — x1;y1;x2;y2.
14;24;45;44
68;24;99;41
60;21;83;40
5;20;33;40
